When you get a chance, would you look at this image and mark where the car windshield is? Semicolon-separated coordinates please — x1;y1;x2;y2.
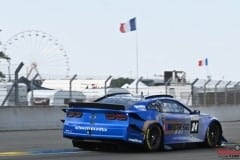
97;94;141;108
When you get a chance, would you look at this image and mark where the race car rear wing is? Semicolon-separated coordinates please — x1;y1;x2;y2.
68;102;125;111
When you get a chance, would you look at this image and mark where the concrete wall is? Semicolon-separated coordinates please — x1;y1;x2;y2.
193;105;240;122
0;105;239;131
0;106;65;131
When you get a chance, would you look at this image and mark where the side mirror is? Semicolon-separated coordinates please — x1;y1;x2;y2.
192;110;200;115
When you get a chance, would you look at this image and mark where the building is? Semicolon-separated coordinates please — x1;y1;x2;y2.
27;89;86;106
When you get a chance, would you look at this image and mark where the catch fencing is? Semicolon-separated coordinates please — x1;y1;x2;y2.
191;79;240;106
1;76;240;107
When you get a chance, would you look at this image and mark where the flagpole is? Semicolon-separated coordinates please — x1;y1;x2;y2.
205;58;210;80
135;19;139;79
206;66;208;79
206;65;211;80
120;17;139;79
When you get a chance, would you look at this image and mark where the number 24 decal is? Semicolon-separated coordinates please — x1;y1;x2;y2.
190;120;199;133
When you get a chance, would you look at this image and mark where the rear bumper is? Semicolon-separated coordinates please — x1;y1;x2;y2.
63;124;144;144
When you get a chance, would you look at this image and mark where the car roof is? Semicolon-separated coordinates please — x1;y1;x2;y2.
144;95;173;99
140;96;175;104
96;93;176;104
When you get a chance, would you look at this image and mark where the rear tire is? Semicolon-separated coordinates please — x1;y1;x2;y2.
205;122;221;147
144;124;163;152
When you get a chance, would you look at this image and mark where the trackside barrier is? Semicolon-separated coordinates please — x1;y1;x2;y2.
0;105;239;131
0;106;65;131
193;105;240;122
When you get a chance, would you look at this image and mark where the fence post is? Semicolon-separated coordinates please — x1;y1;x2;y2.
165;78;172;95
136;76;143;94
190;78;199;106
234;82;240;105
1;82;15;106
214;80;222;105
69;74;77;103
224;81;231;105
14;62;24;106
203;79;211;106
104;75;112;95
30;73;39;105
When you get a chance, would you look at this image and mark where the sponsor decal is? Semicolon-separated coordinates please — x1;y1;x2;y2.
165;123;190;135
168;123;189;134
134;105;146;111
74;126;108;132
217;144;240;159
128;138;143;143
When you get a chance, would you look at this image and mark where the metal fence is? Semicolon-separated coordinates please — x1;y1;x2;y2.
192;79;240;106
1;70;240;107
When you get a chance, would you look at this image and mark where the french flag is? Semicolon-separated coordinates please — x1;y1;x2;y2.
198;58;208;67
120;17;136;33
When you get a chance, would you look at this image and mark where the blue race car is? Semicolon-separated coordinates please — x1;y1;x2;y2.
63;93;226;151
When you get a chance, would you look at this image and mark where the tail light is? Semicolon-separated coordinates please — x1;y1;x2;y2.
106;113;116;120
67;111;82;118
116;114;128;121
105;113;128;121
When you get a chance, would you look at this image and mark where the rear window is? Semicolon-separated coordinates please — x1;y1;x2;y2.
97;94;141;108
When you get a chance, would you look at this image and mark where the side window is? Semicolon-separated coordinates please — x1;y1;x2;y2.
160;102;172;113
161;100;190;114
147;100;162;112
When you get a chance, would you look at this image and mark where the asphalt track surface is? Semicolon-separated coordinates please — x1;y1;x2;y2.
0;122;239;160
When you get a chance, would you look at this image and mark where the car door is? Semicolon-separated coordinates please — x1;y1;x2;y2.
160;99;192;144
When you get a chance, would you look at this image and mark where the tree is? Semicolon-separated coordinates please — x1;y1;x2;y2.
0;51;10;60
110;77;134;88
0;51;10;78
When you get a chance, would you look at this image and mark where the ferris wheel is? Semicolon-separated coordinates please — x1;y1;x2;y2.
1;30;70;80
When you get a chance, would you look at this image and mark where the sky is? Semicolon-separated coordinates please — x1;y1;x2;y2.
0;0;240;81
